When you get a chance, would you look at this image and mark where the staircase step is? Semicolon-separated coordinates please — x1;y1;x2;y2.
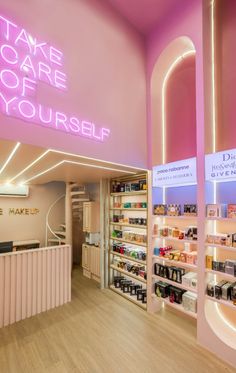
54;231;66;237
70;191;86;196
72;198;90;203
60;224;66;229
48;238;66;244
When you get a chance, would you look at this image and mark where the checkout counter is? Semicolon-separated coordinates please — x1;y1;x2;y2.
0;243;71;328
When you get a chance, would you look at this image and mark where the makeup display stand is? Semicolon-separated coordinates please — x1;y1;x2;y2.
149;181;198;319
109;174;148;310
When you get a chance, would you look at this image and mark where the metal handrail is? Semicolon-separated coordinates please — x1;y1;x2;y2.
45;194;65;245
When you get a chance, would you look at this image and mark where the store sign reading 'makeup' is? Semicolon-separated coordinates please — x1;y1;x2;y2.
0;208;39;215
0;15;110;142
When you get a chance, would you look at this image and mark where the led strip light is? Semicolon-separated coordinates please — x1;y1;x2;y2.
0;142;20;175
23;159;137;184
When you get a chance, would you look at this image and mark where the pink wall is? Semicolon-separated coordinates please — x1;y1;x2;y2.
0;0;147;168
217;0;236;152
146;0;202;167
166;55;196;163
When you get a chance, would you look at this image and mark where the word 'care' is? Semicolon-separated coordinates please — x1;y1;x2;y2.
0;15;110;142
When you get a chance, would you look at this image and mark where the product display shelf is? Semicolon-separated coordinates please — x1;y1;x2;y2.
152;274;197;293
205;295;236;310
153;215;197;220
110;285;147;310
111;191;147;197
205;243;236;252
110;265;146;283
110;222;147;229
154;236;198;245
151;294;197;319
109;173;148;311
110;208;147;211
205;268;236;281
206;217;236;222
110;237;147;247
152;255;197;271
110;251;146;265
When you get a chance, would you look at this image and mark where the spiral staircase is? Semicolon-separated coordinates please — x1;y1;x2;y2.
46;183;90;246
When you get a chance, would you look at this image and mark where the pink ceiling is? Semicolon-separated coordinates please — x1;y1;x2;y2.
106;0;186;34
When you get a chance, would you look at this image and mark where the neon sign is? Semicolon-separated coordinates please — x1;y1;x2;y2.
0;15;110;142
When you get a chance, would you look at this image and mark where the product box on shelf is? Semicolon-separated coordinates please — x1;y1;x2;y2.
155;281;170;298
185;226;198;241
225;260;236;276
231;283;236;305
139;180;147;191
186;251;197;265
206;233;232;246
168;266;185;283
153;204;167;216
227;204;236;219
207;281;216;297
206;255;213;269
206;204;227;218
169;286;185;304
167;204;181;216
215;280;228;299
182;272;197;287
221;282;233;300
232;233;236;247
182;291;197;313
183;204;197;216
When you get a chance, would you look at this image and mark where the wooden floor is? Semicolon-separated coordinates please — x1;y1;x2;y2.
0;267;235;373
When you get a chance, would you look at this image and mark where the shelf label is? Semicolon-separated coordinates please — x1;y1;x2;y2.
152;157;197;187
205;148;236;181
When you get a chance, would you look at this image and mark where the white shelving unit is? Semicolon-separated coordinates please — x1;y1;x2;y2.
109;174;148;310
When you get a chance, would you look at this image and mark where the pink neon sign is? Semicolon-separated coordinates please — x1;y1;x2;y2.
0;15;110;142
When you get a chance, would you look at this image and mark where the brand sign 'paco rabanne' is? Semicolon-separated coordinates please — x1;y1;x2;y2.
152;158;197;187
0;208;39;215
0;15;110;142
205;149;236;182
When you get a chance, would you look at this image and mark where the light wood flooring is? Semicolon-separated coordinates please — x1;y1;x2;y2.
0;267;235;373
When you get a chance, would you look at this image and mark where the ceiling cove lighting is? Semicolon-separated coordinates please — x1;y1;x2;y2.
23;159;136;184
9;149;50;183
162;50;195;164
9;148;146;183
0;142;20;175
50;149;147;171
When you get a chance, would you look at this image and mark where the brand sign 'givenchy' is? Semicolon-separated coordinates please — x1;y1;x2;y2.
0;15;110;142
205;149;236;181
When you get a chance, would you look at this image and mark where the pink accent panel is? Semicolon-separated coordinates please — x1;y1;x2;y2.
0;245;71;328
42;250;47;312
37;251;42;314
0;257;4;327
166;55;196;162
59;248;64;306
63;247;68;303
10;255;16;324
26;253;32;318
217;0;236;151
51;249;56;309
55;249;60;307
4;256;10;326
16;254;22;322
46;249;51;311
21;253;27;319
32;251;37;316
